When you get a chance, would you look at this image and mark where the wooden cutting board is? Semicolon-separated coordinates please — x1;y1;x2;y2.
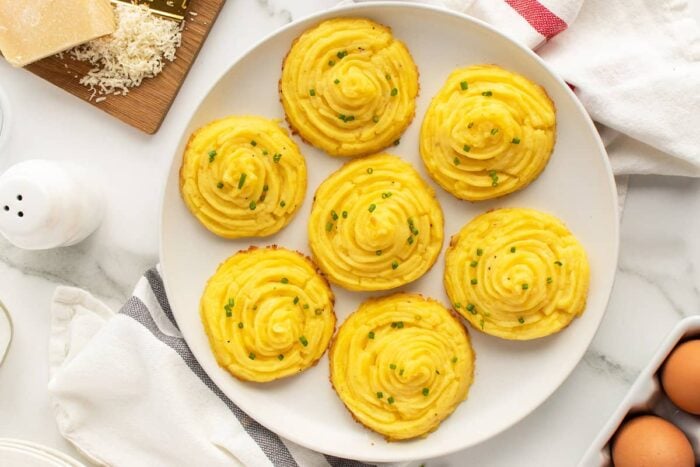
25;0;226;134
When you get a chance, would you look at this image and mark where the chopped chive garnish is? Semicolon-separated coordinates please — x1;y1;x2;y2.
522;283;529;290
367;168;374;174
278;354;284;360
391;88;398;96
368;204;376;212
377;391;383;399
372;115;379;123
376;250;382;256
224;298;234;317
454;303;462;309
454;157;461;165
510;246;516;253
407;236;414;245
250;140;257;146
299;336;308;347
326;222;333;232
238;322;244;329
387;396;395;404
482;90;493;96
480;318;485;329
466;303;476;314
512;137;521;144
490;128;499;135
470;260;478;267
391;261;399;270
328;60;335;66
281;277;288;284
518;317;525;324
334;79;340;84
309;89;316;96
471;278;478;285
238;173;247;189
390;363;397;370
249;352;256;360
293;296;299;304
399;369;404;376
303;304;309;309
468;122;474;128
555;261;563;266
315;308;322;316
381;192;392;199
249;201;256;210
208;150;217;162
263;150;268;155
452;356;458;363
217;182;224;189
477;248;483;256
463;144;471;152
280;200;286;207
368;331;375;339
263;184;269;192
342;210;348;218
337;50;348;59
273;153;282;163
547;277;553;284
331;210;338;220
385;73;391;80
422;388;429;396
393;139;400;146
460;81;468;90
396;321;404;329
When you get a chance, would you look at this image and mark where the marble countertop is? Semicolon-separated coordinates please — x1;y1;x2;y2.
0;1;698;466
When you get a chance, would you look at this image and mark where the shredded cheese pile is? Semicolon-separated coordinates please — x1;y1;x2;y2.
70;3;182;97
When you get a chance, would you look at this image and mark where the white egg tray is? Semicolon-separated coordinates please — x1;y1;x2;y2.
579;315;700;466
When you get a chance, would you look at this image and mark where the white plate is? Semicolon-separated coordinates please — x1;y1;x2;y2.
0;439;85;467
160;3;619;462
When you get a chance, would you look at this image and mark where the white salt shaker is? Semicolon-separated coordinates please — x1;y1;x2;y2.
0;160;103;250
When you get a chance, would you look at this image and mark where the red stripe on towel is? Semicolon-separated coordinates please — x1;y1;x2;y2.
505;0;568;40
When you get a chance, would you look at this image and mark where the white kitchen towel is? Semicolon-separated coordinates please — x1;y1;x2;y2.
49;269;384;467
352;0;700;176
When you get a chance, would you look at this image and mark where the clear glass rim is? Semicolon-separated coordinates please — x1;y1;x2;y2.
0;299;12;366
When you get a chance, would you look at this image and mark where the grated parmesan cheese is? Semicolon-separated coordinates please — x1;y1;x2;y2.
70;3;182;97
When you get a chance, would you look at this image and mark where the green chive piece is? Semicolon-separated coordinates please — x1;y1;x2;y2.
391;88;398;96
217;182;224;189
326;222;333;232
422;387;429;396
385;73;391;80
470;260;478;267
249;201;256;210
491;128;499;135
225;309;232;318
281;277;288;284
238;322;244;329
452;356;458;363
263;184;269;192
224;298;234;317
273;153;282;163
522;283;529;290
249;352;256;360
208;150;217;162
293;296;299;304
315;308;322;316
309;89;316;96
480;318;485;329
303;304;309;309
372;115;379;123
299;336;308;347
510;246;516;253
368;331;375;339
482;90;493;96
278;354;284;360
468;122;474;129
334;78;340;84
471;278;478;285
518;317;525;324
377;391;383;399
460;81;468;90
477;248;483;256
407;236;414;245
238;173;247;189
376;250;382;256
342;210;348;218
382;192;392;199
280;200;286;207
331;210;339;220
390;363;397;370
393;139;400;146
367;168;374;174
454;303;462;309
547;277;553;284
466;303;476;314
512;137;521;144
555;261;563;266
369;204;376;213
337;50;348;59
346;115;355;122
463;144;471;152
396;321;404;329
391;261;399;270
263;150;269;155
399;369;404;376
328;60;335;66
250;140;257;147
387;396;395;404
454;157;461;165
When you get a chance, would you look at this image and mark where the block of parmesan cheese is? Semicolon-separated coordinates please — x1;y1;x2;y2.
0;0;115;67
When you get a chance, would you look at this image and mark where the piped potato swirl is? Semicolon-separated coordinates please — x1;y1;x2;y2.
180;116;306;238
420;65;556;201
330;293;474;440
280;18;419;157
200;246;335;382
445;208;590;340
308;154;444;291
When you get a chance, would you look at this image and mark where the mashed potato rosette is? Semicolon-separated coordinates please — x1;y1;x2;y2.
200;246;335;382
180;116;306;238
308;154;443;291
445;208;590;340
330;293;474;440
421;65;556;201
280;18;419;157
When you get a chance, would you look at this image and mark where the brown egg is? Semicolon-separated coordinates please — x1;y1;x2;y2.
612;415;694;467
662;339;700;415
